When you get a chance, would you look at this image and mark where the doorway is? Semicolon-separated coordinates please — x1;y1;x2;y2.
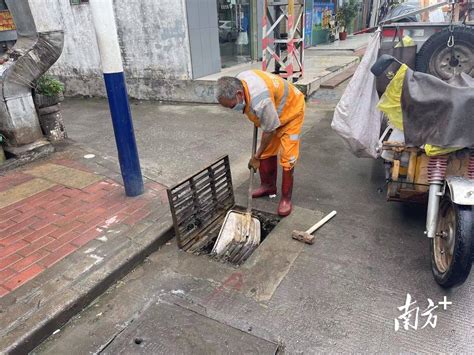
217;0;252;68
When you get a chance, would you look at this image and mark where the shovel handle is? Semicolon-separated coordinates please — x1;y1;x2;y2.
247;125;258;213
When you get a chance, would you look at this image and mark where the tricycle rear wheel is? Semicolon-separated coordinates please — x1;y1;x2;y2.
431;194;473;288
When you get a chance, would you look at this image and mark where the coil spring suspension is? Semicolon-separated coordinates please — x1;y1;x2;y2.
468;151;474;180
428;156;448;184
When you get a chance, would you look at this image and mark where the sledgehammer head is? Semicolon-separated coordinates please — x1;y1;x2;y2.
291;230;315;245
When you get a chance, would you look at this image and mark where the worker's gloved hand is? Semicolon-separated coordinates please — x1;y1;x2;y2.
248;156;260;171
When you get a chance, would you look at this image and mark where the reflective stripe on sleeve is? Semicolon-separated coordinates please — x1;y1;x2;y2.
277;80;289;115
252;91;271;107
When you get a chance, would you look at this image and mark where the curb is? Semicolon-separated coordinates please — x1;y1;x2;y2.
0;221;174;354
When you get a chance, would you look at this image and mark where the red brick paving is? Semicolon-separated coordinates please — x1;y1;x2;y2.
0;161;166;297
0;172;35;193
3;264;45;291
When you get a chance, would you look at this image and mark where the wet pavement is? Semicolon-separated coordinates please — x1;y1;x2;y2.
34;84;473;353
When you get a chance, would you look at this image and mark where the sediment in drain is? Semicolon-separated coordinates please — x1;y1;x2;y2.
251;210;281;240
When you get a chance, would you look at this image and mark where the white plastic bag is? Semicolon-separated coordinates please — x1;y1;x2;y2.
331;30;384;159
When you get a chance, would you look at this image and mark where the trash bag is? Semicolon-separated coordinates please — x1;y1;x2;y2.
377;64;407;131
376;64;463;156
424;145;461;156
376;34;417;96
331;30;383;159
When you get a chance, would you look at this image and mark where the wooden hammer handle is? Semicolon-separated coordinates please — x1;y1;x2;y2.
306;210;337;235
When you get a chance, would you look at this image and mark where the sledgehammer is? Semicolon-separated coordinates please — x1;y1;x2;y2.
292;210;337;244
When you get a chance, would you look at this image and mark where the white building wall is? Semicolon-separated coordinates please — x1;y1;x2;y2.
28;0;193;100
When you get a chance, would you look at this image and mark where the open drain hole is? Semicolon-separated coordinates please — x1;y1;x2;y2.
190;208;281;265
134;337;143;345
168;157;282;266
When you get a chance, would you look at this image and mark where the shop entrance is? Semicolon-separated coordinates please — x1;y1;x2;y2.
217;0;252;68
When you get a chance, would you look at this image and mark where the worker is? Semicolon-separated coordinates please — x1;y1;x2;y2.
215;70;305;217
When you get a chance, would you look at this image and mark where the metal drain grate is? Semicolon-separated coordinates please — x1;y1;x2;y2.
167;156;235;250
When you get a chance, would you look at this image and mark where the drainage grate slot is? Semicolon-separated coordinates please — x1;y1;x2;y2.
167;155;235;250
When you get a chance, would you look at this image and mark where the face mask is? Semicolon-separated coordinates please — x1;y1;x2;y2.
232;100;245;113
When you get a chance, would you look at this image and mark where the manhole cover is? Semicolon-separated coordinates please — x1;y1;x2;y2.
100;303;280;354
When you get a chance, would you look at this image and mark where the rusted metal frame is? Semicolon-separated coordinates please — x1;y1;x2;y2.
193;168;229;194
180;214;224;250
168;155;230;193
175;183;232;222
175;200;210;224
224;160;235;208
167;188;183;248
185;221;222;252
171;172;229;213
175;190;232;226
173;177;222;211
179;216;215;246
175;183;229;240
174;181;230;215
178;203;228;246
171;161;228;199
179;201;234;249
187;218;225;253
185;176;201;243
184;176;232;206
167;155;234;249
184;192;234;227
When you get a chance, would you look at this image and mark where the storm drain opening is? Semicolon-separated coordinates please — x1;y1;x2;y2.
194;207;280;262
167;156;281;265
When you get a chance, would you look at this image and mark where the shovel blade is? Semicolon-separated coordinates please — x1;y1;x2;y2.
212;210;261;258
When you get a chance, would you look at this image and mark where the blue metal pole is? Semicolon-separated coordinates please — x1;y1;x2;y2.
90;0;144;197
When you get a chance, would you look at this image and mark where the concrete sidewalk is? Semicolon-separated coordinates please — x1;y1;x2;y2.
188;33;369;102
197;54;360;99
0;144;172;353
308;33;371;54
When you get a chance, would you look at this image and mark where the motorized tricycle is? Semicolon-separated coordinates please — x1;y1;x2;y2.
373;21;474;288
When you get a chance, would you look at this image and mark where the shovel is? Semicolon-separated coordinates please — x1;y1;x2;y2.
212;125;261;264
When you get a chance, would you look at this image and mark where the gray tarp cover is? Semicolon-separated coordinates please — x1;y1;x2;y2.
401;69;474;148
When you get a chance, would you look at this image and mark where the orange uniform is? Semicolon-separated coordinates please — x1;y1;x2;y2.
237;70;305;170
